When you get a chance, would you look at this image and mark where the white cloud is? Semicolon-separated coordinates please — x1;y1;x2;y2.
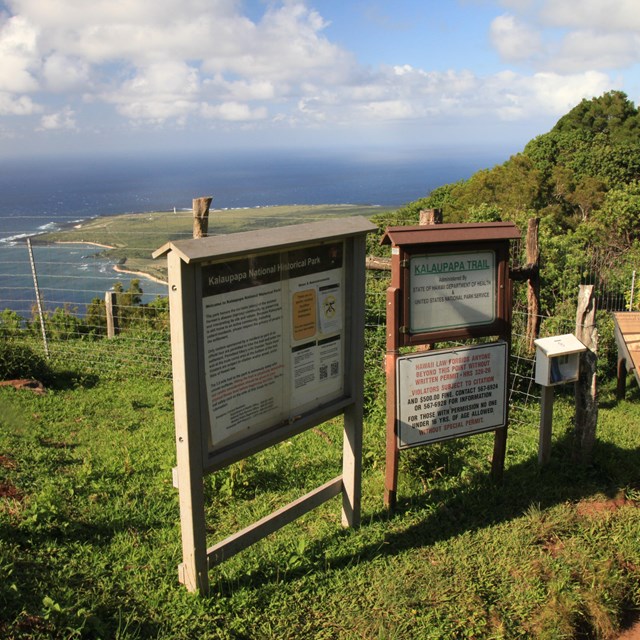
552;30;640;72
0;91;41;115
38;105;76;130
541;0;640;31
0;0;627;140
0;14;40;92
201;101;268;121
491;1;640;73
358;100;416;120
100;61;201;122
286;64;608;126
500;0;535;10
200;2;355;86
116;99;197;123
490;14;542;62
482;70;612;119
529;71;612;112
43;53;90;91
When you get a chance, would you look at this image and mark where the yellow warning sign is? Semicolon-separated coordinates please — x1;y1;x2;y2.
292;289;317;340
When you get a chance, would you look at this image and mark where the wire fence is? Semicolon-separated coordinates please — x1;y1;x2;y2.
1;215;636;425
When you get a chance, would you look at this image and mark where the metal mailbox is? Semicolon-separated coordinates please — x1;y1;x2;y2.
534;334;587;386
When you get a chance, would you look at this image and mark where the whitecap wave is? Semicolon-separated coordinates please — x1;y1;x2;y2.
0;232;31;245
37;222;61;232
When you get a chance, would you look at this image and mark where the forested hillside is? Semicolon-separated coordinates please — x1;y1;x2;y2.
370;91;640;316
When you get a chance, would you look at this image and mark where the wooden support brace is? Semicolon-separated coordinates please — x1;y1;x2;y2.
208;476;343;565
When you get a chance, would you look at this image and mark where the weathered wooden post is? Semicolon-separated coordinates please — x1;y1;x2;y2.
573;285;598;464
193;196;213;239
419;208;443;226
417;209;442;352
525;218;540;353
105;291;119;338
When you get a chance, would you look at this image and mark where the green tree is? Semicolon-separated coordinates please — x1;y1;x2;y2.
446;154;541;226
466;203;502;223
590;181;640;252
85;297;107;335
553;90;638;137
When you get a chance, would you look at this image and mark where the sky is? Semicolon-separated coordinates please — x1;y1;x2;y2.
0;0;639;158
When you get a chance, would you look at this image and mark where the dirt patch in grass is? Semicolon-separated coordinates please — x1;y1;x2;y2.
575;495;638;517
0;456;23;504
618;619;640;640
0;454;17;469
0;480;23;501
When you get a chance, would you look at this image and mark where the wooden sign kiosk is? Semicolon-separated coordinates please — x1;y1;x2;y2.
381;222;521;511
154;217;375;595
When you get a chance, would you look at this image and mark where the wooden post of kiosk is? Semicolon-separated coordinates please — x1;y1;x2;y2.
154;217;375;595
382;222;521;512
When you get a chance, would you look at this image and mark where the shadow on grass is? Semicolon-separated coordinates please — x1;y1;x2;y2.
223;429;639;591
45;369;99;391
372;434;639;555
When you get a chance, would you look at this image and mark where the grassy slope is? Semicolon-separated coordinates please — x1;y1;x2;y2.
37;205;390;283
1;340;639;639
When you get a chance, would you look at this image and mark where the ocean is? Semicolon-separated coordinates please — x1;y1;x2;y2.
0;149;500;316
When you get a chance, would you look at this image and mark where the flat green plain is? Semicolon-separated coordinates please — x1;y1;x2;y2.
38;204;390;282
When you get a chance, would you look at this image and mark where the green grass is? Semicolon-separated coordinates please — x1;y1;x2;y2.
36;205;391;282
1;337;639;639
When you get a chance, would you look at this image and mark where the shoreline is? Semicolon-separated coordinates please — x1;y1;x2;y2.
113;264;167;286
55;240;168;287
55;240;115;250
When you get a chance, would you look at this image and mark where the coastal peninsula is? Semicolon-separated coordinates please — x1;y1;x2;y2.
37;204;387;284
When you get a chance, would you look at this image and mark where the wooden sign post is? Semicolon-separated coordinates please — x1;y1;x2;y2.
381;222;521;511
154;217;374;595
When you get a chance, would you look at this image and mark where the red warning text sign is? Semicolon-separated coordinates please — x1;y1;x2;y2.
396;342;507;448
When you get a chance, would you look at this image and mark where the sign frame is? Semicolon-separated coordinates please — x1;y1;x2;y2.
400;239;512;345
380;222;521;512
154;216;375;594
396;342;508;449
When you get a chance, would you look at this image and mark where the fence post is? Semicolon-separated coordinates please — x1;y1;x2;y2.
27;238;49;359
629;270;636;311
417;209;442;352
193;197;213;239
419;208;443;226
574;284;598;464
526;218;540;353
105;291;119;338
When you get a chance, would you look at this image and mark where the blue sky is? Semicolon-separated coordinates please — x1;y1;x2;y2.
0;0;638;158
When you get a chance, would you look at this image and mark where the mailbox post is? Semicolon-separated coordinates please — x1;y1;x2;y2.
534;334;587;464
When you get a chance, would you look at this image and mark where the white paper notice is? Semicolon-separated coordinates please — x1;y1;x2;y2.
289;260;343;413
202;243;345;451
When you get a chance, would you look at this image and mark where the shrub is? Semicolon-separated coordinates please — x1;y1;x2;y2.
0;340;50;381
0;309;23;338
